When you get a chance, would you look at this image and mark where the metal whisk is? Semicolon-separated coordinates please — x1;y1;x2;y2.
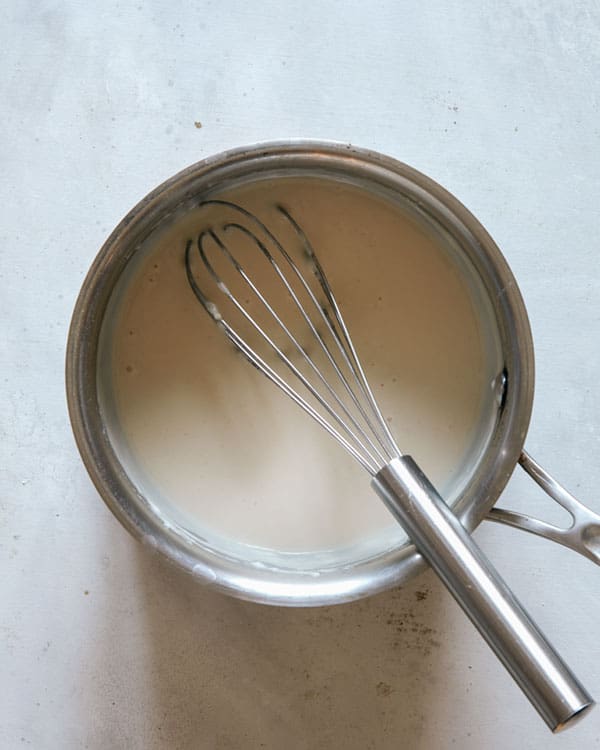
184;199;593;731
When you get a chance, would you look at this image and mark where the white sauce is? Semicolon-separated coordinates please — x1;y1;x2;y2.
100;177;501;555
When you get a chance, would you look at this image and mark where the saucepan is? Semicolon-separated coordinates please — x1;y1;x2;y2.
66;141;600;612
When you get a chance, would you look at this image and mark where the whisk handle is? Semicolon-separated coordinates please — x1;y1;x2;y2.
372;456;593;732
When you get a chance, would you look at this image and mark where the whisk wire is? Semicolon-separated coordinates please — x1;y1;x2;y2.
196;229;386;472
278;205;400;460
185;199;401;473
186;242;378;473
218;222;392;468
228;217;399;463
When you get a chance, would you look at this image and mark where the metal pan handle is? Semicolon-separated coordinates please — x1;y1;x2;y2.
487;451;600;566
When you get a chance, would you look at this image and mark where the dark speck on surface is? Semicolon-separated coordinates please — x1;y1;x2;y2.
386;598;441;656
376;681;394;697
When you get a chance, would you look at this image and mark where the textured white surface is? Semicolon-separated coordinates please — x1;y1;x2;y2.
1;1;600;748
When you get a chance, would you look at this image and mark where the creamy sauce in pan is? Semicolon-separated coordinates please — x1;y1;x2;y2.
100;177;501;554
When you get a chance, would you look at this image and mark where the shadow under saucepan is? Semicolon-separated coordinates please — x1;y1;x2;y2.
69;480;599;750
131;544;462;750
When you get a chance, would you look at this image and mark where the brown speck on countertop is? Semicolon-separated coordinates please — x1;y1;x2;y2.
376;681;394;697
386;598;441;657
194;121;202;129
84;590;89;596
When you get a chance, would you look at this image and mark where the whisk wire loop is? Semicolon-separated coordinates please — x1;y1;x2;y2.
219;222;394;468
195;230;385;472
278;206;400;459
184;199;401;474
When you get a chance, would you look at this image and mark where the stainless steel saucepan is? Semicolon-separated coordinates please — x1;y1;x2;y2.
66;141;600;615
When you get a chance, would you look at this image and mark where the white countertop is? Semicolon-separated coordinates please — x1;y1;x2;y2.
2;2;600;748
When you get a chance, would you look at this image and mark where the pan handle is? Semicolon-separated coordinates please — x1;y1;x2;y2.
487;451;600;566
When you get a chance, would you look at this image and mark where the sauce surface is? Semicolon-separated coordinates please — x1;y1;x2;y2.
101;177;500;554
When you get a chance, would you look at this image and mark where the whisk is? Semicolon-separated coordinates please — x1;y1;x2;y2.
184;199;593;731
